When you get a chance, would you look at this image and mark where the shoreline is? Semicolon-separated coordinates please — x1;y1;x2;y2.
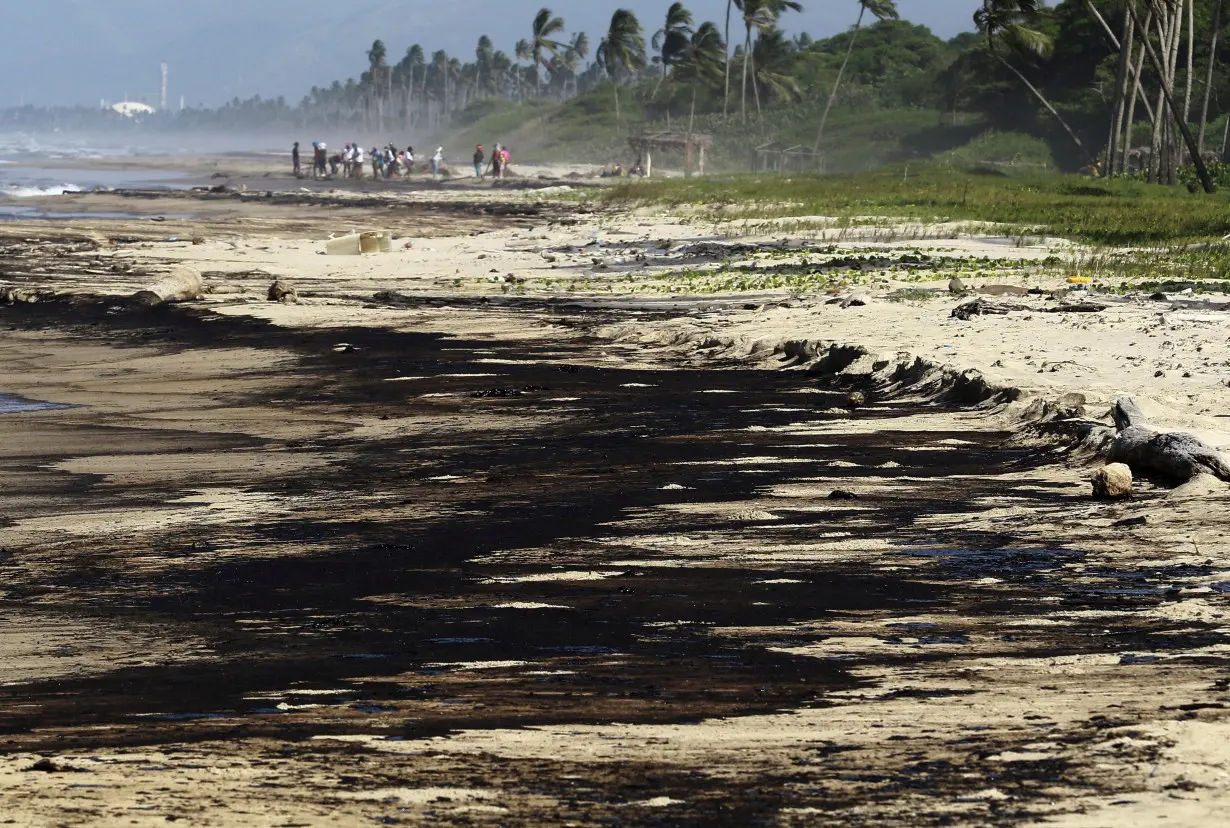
1;172;1228;826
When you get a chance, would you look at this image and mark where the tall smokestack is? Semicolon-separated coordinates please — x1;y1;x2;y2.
161;63;168;111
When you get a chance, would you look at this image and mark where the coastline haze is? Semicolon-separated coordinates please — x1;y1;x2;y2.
2;0;980;109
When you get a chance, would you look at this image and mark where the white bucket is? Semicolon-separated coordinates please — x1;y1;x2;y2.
326;231;392;255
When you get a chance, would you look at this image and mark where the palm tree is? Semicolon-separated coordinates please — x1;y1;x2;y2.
403;45;425;122
724;1;735;119
529;8;567;98
557;32;590;98
367;39;389;129
1121;1;1214;191
491;50;513;99
476;35;496;98
652;3;695;97
596;9;647;122
1198;0;1224;155
813;0;898;151
514;38;532;101
973;0;1100;170
567;33;590;97
738;1;803;122
674;21;727;87
752;26;801;105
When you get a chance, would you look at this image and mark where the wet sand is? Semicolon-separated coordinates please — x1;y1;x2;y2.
0;180;1227;826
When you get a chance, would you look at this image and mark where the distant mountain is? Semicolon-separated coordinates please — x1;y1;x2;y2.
0;0;976;108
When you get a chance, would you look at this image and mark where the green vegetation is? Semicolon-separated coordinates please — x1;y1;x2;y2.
603;164;1230;245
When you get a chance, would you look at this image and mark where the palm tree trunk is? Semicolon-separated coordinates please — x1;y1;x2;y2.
1148;11;1171;183
994;52;1100;170
751;49;762;116
1198;0;1223;155
723;0;733;121
1184;0;1194;124
741;27;752;124
1107;11;1133;176
1165;1;1182;182
1127;1;1215;192
814;7;866;152
1124;11;1154;172
1168;1;1184;182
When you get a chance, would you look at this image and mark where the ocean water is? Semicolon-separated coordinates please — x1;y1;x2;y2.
0;393;73;414
0;130;279;196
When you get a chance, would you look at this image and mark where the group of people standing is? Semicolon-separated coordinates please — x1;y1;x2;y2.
292;140;510;181
472;143;512;179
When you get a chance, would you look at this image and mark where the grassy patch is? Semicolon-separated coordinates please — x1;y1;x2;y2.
604;163;1230;245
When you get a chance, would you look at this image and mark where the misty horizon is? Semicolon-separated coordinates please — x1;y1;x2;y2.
1;1;980;110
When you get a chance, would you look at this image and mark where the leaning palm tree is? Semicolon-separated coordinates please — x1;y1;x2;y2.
559;32;590;98
596;9;647;122
974;0;1099;170
675;21;727;86
529;8;567;98
738;0;802;122
652;2;695;98
752;26;801;105
569;32;590;97
813;0;898;151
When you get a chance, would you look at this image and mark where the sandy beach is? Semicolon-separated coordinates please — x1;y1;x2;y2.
1;170;1228;826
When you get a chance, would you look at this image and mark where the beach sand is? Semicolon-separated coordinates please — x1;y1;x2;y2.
0;175;1227;826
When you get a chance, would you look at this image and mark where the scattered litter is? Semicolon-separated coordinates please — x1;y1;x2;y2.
326;231;393;255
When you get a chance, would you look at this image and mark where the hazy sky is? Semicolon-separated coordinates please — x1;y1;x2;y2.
0;1;982;109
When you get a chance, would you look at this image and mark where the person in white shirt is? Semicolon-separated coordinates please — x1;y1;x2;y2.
432;146;444;178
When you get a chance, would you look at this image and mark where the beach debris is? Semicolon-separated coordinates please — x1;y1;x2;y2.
976;285;1030;297
1092;463;1134;500
1047;302;1107;313
267;280;299;304
951;298;1028;320
828;490;859;500
846;391;867;409
948;276;967;294
1108;396;1230;485
1;286;42;304
25;758;85;774
826;293;869;308
132;265;203;305
472;388;525;398
326;231;392;256
372;290;416;306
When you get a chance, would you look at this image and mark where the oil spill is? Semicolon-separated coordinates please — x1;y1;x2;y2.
0;297;1225;824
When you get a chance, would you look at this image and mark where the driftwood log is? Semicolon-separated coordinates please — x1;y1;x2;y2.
1108;397;1230;484
267;280;299;304
133;265;203;305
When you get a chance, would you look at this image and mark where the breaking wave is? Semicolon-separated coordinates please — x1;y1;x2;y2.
2;183;84;198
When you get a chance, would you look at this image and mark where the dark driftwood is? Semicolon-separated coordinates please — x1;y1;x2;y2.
951;298;1028;320
1109;397;1230;484
1047;302;1107;313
